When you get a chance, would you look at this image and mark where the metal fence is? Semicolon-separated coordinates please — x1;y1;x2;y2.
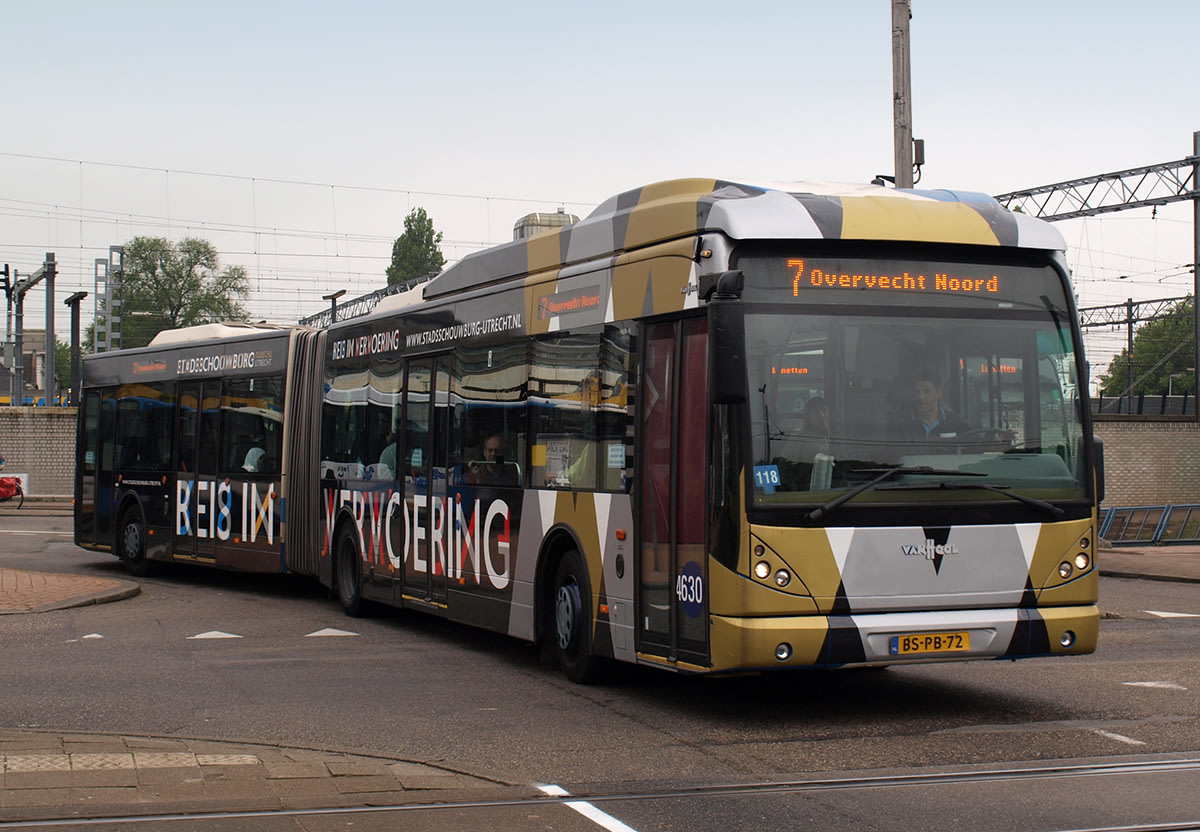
1100;504;1200;546
1092;393;1194;416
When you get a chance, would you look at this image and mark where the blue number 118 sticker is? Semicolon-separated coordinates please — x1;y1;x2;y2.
753;465;781;494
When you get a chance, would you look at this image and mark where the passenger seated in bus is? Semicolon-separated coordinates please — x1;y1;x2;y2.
466;434;519;486
377;431;398;479
242;446;265;472
767;397;833;490
889;374;970;441
354;411;392;465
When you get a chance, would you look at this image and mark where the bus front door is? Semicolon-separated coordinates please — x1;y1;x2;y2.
638;318;710;666
402;357;449;606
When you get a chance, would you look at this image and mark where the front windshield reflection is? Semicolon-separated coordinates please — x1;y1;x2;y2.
746;310;1086;505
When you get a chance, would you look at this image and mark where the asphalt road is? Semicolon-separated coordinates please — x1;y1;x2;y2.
3;515;1199;831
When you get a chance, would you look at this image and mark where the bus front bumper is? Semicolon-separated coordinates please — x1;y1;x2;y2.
707;605;1099;672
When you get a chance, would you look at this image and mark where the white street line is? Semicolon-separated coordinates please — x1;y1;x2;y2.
187;631;242;640
305;628;359;637
1124;681;1187;690
539;784;642;832
1093;730;1146;746
1144;610;1200;618
0;530;75;536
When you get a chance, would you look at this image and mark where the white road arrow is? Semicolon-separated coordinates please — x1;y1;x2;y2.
305;628;359;637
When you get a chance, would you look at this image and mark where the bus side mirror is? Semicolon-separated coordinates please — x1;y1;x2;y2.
707;271;746;405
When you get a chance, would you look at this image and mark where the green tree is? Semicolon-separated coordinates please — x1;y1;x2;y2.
54;337;71;394
97;237;250;349
386;207;445;287
1099;296;1195;396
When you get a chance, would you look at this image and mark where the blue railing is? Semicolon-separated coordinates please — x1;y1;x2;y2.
1100;504;1200;546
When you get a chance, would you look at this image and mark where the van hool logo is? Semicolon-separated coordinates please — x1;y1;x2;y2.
902;539;958;559
902;538;958;574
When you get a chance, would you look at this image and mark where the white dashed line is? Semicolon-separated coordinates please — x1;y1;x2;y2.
1144;610;1200;618
305;628;359;637
539;784;641;832
187;631;242;640
1124;681;1188;690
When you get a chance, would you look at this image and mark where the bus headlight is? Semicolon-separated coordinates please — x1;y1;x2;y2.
1058;561;1073;579
774;569;791;588
1060;630;1076;648
754;561;771;579
775;643;793;661
1074;552;1090;571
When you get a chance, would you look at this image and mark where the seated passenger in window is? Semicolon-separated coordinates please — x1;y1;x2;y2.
466;434;519;486
242;446;266;472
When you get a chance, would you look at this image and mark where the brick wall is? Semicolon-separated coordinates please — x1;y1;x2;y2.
1;408;1197;505
0;407;77;497
1094;419;1200;507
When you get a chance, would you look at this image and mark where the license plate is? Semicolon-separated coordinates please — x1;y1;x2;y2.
889;631;970;656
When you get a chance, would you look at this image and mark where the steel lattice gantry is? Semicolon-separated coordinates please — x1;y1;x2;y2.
994;132;1200;415
994;155;1198;222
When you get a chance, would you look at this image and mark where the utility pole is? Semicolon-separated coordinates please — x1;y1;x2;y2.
43;253;56;401
12;253;56;404
323;289;346;325
64;291;88;406
892;0;914;188
1;264;11;403
1193;130;1199;412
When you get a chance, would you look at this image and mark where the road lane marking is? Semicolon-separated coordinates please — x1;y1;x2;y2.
1093;729;1146;746
305;628;358;637
187;631;242;639
1144;610;1200;618
539;784;641;832
1124;681;1188;690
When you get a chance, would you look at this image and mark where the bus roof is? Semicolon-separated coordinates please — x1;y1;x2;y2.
148;322;292;346
424;178;1066;300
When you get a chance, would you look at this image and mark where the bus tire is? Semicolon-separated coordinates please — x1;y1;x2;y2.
551;550;604;684
334;524;365;617
119;507;153;577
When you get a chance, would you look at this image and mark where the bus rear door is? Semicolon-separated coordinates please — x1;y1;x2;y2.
176;381;219;563
402;356;450;606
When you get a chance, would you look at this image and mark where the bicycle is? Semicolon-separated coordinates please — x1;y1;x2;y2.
0;475;24;509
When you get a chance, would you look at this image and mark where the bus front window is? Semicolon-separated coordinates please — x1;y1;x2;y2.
738;254;1089;511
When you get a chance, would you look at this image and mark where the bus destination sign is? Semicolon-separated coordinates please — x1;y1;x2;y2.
788;259;1000;297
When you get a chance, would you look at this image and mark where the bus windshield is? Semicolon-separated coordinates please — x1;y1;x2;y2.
738;251;1088;508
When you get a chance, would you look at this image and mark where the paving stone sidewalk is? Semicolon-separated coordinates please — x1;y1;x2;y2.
0;567;139;614
0;729;506;822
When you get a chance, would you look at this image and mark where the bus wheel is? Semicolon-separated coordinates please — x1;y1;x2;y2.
119;509;153;577
552;550;603;684
335;525;365;617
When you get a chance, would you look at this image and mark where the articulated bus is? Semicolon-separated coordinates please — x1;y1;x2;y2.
76;179;1101;682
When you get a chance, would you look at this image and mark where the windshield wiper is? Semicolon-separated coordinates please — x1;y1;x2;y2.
880;481;1065;517
806;466;982;522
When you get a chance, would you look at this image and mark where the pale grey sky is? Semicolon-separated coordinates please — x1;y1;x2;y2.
3;1;1197;377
